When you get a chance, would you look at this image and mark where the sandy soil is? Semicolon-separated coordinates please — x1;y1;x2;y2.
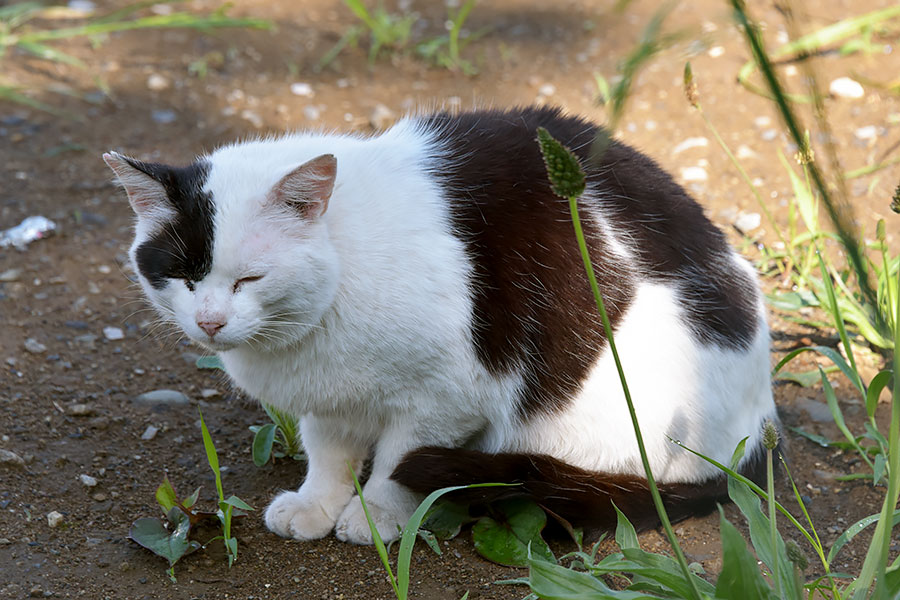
1;0;899;598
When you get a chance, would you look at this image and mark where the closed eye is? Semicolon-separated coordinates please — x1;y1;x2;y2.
233;275;263;293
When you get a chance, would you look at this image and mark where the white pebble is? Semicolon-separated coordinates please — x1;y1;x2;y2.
538;83;556;97
370;103;395;129
761;129;778;141
734;212;762;234
303;105;321;121
200;388;221;399
103;326;124;341
141;425;159;441
680;166;708;182
753;116;772;129
829;77;864;99
240;109;263;128
79;474;98;487
290;82;314;97
736;144;756;159
24;338;47;354
672;137;709;155
854;125;877;141
707;46;725;58
47;511;64;528
146;74;170;91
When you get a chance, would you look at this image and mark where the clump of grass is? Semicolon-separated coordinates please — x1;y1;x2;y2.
250;403;304;466
318;0;484;74
0;1;270;113
129;409;253;580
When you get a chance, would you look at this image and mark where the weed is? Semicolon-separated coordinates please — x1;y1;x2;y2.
249;403;304;466
129;410;253;580
0;1;269;113
319;0;484;74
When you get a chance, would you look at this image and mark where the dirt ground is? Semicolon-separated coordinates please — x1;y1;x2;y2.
1;0;899;598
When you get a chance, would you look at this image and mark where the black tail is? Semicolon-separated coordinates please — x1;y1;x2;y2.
391;447;767;533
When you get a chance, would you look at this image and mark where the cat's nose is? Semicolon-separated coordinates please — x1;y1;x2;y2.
197;320;226;338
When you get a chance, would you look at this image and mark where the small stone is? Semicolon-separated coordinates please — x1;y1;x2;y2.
103;326;124;341
829;77;864;99
0;449;25;468
369;103;395;130
146;74;170;91
753;116;772;129
537;83;556;97
46;511;64;528
707;45;725;58
735;144;756;159
302;105;320;121
24;338;47;353
672;137;708;154
73;334;97;349
133;389;189;406
761;129;778;141
0;268;21;282
92;493;107;502
734;212;761;234
29;586;43;597
151;109;177;124
80;474;98;487
290;82;314;97
854;125;877;142
680;166;708;182
241;109;263;128
200;388;221;399
68;403;93;416
141;425;159;441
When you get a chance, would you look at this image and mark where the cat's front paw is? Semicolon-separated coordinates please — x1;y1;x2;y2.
264;490;347;541
334;496;406;544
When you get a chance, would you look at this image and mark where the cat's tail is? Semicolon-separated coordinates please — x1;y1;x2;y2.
391;447;766;533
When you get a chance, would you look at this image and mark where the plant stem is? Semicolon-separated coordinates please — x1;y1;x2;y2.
766;446;780;597
567;195;703;600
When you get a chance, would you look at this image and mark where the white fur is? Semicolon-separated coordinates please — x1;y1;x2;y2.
123;119;776;544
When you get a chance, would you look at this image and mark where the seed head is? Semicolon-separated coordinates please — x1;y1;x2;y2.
785;540;809;571
537;127;587;199
876;219;886;243
892;181;900;214
683;62;699;108
762;420;779;451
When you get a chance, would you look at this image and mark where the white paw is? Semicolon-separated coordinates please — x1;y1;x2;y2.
264;490;350;541
334;496;408;544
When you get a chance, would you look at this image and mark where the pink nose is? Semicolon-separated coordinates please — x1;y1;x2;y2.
197;320;225;337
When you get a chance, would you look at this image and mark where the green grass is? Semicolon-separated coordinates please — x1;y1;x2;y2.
0;1;270;114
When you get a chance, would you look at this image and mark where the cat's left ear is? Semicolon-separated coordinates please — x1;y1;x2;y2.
270;154;337;219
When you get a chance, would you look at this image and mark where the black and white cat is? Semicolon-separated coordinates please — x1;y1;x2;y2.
105;106;775;544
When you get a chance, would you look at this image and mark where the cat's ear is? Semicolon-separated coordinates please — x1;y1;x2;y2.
270;154;337;219
103;152;175;223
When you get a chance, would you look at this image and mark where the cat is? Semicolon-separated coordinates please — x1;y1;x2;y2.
104;106;776;545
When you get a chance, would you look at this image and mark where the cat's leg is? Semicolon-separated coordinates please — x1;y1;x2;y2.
335;414;477;544
265;415;369;541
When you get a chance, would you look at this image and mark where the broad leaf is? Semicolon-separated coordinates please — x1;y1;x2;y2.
473;499;555;567
195;355;225;370
252;423;276;467
155;476;177;513
129;509;199;567
528;557;658;599
715;510;780;600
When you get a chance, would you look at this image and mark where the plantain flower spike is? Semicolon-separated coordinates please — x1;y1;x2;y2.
537;127;587;199
892;181;900;214
683;62;700;109
762;420;779;451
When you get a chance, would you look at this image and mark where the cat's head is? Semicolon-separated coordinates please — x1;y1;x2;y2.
104;151;341;352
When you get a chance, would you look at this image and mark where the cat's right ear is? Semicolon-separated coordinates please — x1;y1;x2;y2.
270;154;337;220
103;152;174;223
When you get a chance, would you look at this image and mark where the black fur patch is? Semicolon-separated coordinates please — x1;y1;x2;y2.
128;158;215;290
392;434;772;535
420;106;758;419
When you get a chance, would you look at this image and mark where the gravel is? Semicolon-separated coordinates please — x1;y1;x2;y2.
24;338;47;354
0;448;25;468
133;389;190;406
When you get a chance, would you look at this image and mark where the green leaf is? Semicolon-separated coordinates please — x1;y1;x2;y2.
155;476;177;513
195;355;225;370
198;409;224;502
715;510;780;600
827;508;900;564
129;510;199;568
182;487;200;510
473;498;555;567
775;369;823;387
417;529;442;555
772;345;865;395
252;423;276;467
613;504;639;550
536;127;586;199
528;557;657;599
866;369;893;418
221;495;254;511
421;500;470;540
728;469;801;599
